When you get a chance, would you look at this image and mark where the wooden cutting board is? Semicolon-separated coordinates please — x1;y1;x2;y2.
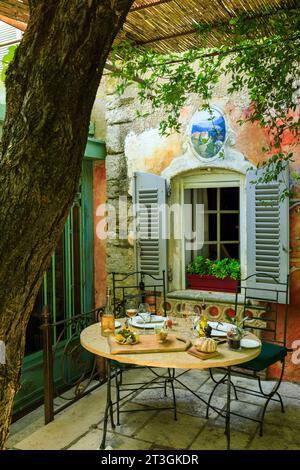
188;346;220;360
109;334;191;355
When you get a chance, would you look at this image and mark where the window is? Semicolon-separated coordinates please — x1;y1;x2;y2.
134;167;289;302
184;187;240;266
179;171;245;289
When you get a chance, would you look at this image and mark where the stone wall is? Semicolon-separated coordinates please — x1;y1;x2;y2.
104;77;186;278
104;80;135;277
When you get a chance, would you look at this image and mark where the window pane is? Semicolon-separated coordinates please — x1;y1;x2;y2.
221;243;239;259
206;188;217;210
220;214;239;241
220;187;239;210
195;188;217;210
198;244;218;259
203;213;217;241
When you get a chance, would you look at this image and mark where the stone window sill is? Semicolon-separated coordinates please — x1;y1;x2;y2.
167;289;244;304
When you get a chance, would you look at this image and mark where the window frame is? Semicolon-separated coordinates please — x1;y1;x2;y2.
177;170;247;290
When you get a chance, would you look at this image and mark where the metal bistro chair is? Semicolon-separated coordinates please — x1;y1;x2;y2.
206;273;290;436
111;270;178;425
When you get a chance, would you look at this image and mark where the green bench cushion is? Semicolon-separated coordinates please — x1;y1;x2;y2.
241;342;288;372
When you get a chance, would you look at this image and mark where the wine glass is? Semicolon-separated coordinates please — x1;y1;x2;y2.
138;303;151;334
125;298;138;327
180;303;195;338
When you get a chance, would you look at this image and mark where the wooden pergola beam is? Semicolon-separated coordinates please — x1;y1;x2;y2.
0;14;26;31
0;0;29;24
130;0;174;12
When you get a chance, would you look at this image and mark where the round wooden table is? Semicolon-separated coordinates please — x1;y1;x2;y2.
80;320;261;450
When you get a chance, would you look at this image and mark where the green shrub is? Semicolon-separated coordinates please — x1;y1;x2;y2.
187;256;240;280
186;255;207;275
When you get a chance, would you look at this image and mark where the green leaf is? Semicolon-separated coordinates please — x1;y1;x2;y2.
1;45;18;82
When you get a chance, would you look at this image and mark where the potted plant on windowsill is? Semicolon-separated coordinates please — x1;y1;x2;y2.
186;256;240;293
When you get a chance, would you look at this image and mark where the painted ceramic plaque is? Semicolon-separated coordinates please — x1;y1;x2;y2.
190;108;226;159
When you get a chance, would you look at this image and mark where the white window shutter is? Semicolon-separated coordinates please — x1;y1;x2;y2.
246;166;289;303
133;172;167;287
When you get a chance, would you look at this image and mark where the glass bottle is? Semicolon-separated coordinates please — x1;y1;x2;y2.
198;303;207;337
101;287;115;337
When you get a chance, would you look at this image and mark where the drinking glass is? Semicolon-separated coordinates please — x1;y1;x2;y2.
179;303;195;337
138;303;151;334
125;298;138;327
187;306;198;338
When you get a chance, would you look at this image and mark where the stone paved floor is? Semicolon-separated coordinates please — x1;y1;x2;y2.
8;369;300;450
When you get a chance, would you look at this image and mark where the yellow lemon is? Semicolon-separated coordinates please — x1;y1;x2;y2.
115;334;125;342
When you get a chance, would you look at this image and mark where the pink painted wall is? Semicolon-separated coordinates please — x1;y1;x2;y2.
223;105;300;381
93;161;107;308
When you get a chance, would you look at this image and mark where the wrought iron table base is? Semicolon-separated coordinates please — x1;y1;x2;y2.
100;361;232;451
115;366;177;425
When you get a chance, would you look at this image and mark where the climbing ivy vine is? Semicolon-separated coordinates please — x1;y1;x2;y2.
110;7;300;196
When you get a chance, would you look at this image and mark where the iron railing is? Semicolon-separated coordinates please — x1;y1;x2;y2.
41;305;106;424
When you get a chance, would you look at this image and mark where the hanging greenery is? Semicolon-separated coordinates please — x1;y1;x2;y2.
110;7;300;196
1;45;18;82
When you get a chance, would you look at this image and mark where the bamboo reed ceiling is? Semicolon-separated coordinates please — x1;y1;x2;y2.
0;0;298;52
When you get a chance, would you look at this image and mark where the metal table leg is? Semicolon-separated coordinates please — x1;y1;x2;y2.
168;368;177;421
100;359;113;450
225;367;231;451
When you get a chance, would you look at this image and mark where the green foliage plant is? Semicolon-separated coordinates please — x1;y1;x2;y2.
187;256;240;280
1;45;18;82
186;255;208;275
111;8;300;197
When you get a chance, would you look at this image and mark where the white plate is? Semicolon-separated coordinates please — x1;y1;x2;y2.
196;326;227;337
115;320;121;328
208;321;232;332
129;315;165;329
240;338;260;348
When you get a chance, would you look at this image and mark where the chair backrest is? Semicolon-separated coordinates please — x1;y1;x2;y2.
112;270;167;318
234;273;289;346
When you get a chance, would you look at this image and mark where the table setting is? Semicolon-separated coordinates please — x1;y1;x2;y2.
110;300;260;358
80;302;262;451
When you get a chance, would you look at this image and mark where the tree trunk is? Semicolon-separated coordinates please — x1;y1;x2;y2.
0;0;134;449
